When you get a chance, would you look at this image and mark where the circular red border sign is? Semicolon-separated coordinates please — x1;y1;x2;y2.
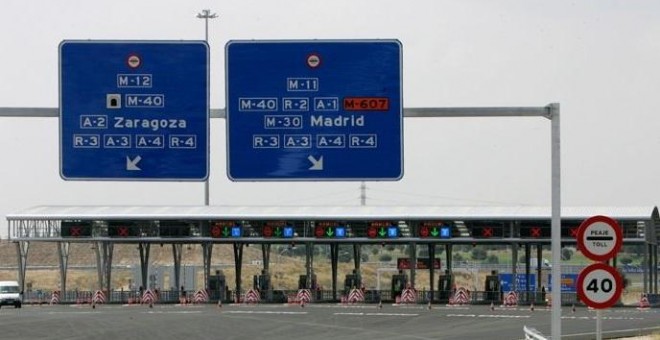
577;262;623;309
576;215;622;262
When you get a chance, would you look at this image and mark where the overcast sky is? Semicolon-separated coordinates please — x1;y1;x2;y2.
1;0;659;238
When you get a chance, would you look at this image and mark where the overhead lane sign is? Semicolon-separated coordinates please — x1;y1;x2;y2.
59;40;209;180
225;40;403;181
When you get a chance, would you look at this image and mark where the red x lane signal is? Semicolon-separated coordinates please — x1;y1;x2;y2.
530;227;542;238
118;226;130;237
70;227;82;237
481;227;493;237
570;227;579;237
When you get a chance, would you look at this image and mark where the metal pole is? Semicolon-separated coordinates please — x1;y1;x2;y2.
360;182;366;206
549;103;562;339
196;9;217;206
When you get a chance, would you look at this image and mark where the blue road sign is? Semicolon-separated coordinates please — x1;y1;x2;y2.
548;273;578;292
59;41;209;180
499;273;537;292
226;40;403;181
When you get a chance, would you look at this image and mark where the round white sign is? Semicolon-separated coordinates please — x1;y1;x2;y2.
127;54;141;68
577;262;622;309
577;215;622;261
306;53;321;68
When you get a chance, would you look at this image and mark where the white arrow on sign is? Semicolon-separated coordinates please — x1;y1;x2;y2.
308;155;323;170
126;156;142;171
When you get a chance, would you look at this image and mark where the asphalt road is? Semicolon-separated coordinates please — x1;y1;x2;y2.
0;303;657;340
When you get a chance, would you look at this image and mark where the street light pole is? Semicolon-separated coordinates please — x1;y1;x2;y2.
197;9;218;294
196;9;217;206
197;9;218;42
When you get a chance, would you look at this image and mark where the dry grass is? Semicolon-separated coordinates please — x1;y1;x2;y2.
0;241;484;291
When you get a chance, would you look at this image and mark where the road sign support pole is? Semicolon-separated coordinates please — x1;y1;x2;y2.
197;9;216;207
596;309;603;340
550;103;561;339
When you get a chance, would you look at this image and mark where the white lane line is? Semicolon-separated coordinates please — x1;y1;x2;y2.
224;311;308;315
143;311;203;314
333;312;418;316
447;314;530;318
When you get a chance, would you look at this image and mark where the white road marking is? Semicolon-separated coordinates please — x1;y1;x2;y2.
224;311;308;315
333;312;418;316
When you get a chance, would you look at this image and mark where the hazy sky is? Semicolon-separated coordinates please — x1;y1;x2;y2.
1;0;659;238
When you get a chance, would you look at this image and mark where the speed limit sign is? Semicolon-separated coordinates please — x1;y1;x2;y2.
577;262;623;309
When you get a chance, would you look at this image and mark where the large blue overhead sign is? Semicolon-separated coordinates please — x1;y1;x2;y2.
226;40;403;181
59;41;209;180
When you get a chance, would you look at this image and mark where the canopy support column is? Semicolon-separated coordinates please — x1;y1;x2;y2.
330;243;338;300
202;242;213;290
95;242;114;294
233;243;244;301
172;244;182;292
16;241;29;293
305;242;314;288
138;243;149;291
409;242;417;288
57;241;70;296
262;244;271;272
353;244;361;272
428;243;435;301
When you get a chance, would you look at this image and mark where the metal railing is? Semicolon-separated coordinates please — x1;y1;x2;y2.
523;325;548;340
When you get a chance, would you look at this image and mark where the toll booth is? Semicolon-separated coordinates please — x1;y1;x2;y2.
208;270;226;302
437;270;454;302
298;274;317;289
485;270;501;303
253;270;272;301
344;269;362;293
299;274;320;300
391;270;408;300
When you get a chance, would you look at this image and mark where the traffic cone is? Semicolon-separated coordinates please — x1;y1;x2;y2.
638;294;650;310
300;299;305;308
490;302;494;311
428;300;432;310
217;299;222;308
92;301;96;309
149;302;153;308
530;303;534;312
378;300;383;309
571;304;576;313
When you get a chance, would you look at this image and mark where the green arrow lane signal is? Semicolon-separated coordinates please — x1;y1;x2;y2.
274;227;282;237
222;227;230;237
430;227;439;237
326;227;334;237
378;227;386;237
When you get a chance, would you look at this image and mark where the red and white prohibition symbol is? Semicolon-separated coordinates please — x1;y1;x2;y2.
577;262;623;309
127;54;141;68
306;53;321;68
577;215;622;262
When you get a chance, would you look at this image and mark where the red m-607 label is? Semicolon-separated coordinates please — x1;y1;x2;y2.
343;97;389;111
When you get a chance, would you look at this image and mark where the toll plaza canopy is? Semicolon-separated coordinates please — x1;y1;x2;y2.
5;205;660;298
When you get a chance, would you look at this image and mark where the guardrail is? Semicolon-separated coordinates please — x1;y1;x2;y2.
523;325;548;340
